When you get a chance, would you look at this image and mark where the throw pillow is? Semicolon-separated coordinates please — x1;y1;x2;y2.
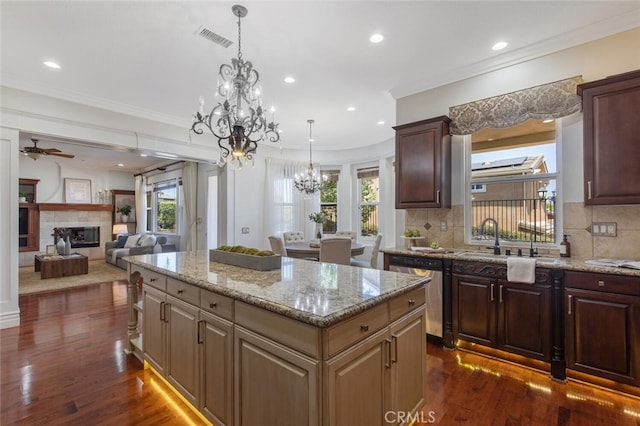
138;234;157;247
115;235;128;248
124;234;141;248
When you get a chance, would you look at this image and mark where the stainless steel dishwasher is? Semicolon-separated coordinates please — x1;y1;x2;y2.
387;255;443;339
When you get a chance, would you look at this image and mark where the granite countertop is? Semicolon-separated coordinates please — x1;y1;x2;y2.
126;250;429;328
381;247;640;277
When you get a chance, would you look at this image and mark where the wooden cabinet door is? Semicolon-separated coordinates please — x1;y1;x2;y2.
394;116;451;209
143;285;166;375
166;295;199;406
200;310;233;426
326;327;391;426
452;274;496;346
235;326;320;426
579;70;640;205
389;308;425;426
565;288;640;385
497;282;551;361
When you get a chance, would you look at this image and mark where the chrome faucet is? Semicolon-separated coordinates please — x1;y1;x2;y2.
479;217;500;255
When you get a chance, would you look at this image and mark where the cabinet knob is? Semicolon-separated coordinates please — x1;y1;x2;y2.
209;302;217;309
408;299;416;306
360;324;369;332
149;278;157;282
177;289;184;294
597;280;605;287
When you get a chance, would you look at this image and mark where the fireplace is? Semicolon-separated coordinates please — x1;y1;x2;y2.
54;226;100;248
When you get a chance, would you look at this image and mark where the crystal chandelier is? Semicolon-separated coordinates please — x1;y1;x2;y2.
294;119;326;196
191;4;280;169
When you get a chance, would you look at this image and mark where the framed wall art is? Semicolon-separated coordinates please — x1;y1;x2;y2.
64;178;92;204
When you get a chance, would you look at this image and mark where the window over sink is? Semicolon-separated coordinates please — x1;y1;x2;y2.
465;119;560;246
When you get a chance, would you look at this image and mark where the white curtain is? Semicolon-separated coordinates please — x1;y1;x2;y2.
181;161;198;251
264;158;319;241
134;175;146;234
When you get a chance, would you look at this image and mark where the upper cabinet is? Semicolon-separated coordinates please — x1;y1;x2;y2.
394;116;451;209
578;70;640;205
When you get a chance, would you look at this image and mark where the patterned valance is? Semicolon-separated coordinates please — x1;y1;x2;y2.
448;76;583;135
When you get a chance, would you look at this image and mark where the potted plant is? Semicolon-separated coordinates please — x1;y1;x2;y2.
309;211;327;239
18;192;28;203
117;204;132;223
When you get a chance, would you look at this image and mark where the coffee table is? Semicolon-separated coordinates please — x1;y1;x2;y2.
34;253;89;279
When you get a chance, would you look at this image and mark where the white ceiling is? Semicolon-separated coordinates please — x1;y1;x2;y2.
2;1;639;171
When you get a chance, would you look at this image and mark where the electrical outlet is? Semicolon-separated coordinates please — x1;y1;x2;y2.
440;221;448;232
241;227;250;234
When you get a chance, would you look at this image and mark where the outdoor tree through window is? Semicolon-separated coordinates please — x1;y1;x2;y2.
357;167;379;238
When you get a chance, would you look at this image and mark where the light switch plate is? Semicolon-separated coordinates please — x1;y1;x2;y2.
590;222;616;236
241;227;250;234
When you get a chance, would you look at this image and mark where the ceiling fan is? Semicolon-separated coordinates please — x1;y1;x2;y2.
21;139;75;160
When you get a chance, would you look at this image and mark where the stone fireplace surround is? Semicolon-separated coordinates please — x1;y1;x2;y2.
18;206;112;267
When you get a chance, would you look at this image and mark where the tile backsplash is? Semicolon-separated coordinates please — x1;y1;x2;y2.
404;202;640;260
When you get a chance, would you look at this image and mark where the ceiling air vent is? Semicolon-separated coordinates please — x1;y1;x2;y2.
196;26;233;48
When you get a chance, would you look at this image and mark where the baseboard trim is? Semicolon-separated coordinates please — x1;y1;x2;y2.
0;310;20;329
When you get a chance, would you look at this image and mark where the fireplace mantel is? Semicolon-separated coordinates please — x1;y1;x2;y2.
38;203;113;212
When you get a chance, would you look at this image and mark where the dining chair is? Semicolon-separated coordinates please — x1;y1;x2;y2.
335;231;357;241
283;231;305;244
351;234;383;269
268;235;288;256
319;237;352;265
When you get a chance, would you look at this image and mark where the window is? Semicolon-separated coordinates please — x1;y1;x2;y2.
146;178;180;234
467;119;558;245
320;170;339;234
357;167;379;238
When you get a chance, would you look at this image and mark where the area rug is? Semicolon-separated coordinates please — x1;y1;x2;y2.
19;260;128;295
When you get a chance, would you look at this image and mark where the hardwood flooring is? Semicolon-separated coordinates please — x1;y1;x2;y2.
1;280;639;425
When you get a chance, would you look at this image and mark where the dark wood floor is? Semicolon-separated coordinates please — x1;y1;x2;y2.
2;281;639;425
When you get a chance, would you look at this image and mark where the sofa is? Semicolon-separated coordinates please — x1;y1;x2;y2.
105;234;177;269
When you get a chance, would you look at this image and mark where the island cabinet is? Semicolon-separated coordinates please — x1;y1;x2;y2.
578;69;640;205
564;271;640;387
452;261;552;363
128;258;427;426
393;116;451;209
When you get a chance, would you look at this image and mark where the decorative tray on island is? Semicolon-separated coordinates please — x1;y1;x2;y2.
210;247;281;271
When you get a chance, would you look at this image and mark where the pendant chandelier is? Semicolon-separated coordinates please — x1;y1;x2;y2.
191;4;280;169
294;119;326;196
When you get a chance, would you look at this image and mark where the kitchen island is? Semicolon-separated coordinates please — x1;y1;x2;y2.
125;250;429;426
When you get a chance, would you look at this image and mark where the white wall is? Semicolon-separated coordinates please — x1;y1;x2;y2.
0;128;21;328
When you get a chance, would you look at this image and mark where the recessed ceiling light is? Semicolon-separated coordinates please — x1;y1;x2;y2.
369;33;384;44
542;118;554;123
116;163;124;167
284;76;296;84
347;106;356;112
377;120;385;125
492;41;508;51
140;153;148;157
43;61;61;69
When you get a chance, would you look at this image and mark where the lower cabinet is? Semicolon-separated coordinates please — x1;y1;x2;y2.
200;311;233;426
326;307;425;426
166;295;199;406
143;285;167;375
565;271;640;386
452;262;551;362
235;326;320;425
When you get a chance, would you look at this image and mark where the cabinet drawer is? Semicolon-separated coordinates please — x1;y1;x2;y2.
389;285;426;323
131;265;166;291
200;289;234;321
326;302;389;358
167;277;199;306
565;271;640;296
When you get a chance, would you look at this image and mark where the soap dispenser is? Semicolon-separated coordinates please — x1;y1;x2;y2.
560;234;571;258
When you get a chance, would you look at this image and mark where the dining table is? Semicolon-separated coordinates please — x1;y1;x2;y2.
285;241;365;259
